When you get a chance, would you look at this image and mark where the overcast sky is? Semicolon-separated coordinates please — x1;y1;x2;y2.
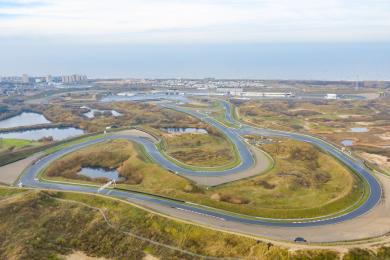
1;0;389;79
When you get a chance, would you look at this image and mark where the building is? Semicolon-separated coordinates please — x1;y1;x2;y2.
22;74;30;84
61;74;88;84
242;92;294;98
325;93;337;100
45;75;52;83
216;87;243;96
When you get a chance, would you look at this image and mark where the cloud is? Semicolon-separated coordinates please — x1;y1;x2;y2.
0;0;389;42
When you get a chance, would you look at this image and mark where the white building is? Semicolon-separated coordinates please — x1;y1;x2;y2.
22;74;29;84
242;92;294;98
46;75;52;83
216;87;243;96
325;93;337;100
61;74;87;84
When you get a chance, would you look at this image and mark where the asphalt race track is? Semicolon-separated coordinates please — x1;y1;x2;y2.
19;100;382;228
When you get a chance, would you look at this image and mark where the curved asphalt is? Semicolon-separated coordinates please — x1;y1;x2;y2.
19;101;382;227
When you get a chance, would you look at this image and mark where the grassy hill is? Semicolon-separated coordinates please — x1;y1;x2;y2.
1;187;389;259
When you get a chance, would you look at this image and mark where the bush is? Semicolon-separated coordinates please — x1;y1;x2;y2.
343;248;373;260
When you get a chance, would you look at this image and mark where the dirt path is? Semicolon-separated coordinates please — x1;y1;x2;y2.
64;251;110;260
0;153;41;185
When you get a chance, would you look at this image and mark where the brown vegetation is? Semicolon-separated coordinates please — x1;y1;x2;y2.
162;132;235;167
40;101;203;133
45;140;146;184
7;188;385;259
211;193;250;204
237;98;390;171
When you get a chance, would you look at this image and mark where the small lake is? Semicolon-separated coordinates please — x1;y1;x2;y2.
77;167;121;181
0;112;51;129
83;107;122;119
0;127;84;141
350;127;368;133
163;127;208;134
341;139;354;146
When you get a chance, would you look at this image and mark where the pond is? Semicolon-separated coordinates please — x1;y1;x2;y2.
162;127;208;134
0;127;84;141
350;127;368;133
77;167;121;181
341;139;354;146
0;112;51;129
82;107;122;119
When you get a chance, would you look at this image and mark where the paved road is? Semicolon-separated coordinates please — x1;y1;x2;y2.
19;101;382;228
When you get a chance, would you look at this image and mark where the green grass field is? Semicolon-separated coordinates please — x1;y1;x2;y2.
0;138;39;153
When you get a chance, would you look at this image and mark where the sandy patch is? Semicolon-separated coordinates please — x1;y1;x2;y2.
355;121;374;126
360;152;390;170
64;251;157;260
302;121;312;131
377;132;390;141
64;251;109;260
143;254;159;260
288;108;321;113
338;114;361;119
0;153;41;185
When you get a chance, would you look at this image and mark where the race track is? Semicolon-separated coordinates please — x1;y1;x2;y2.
19;100;382;228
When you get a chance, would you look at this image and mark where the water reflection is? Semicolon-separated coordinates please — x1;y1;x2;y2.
350;127;368;133
341;139;354;146
83;108;122;119
77;167;121;181
162;127;208;134
0;112;51;129
0;127;84;141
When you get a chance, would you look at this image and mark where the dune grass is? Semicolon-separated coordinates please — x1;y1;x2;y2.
161;132;237;168
0;186;350;259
